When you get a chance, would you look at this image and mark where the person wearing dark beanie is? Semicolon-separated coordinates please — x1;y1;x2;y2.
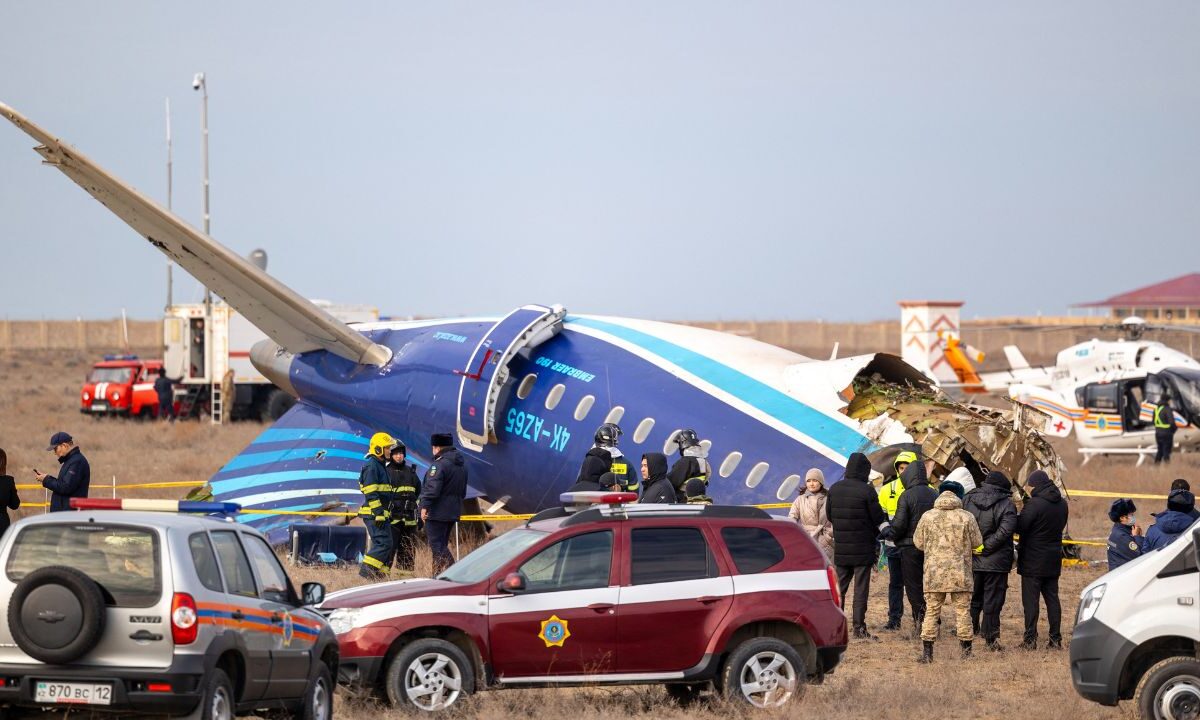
963;470;1017;650
1107;498;1143;571
827;452;890;640
1164;479;1198;520
1145;489;1197;553
1016;469;1068;650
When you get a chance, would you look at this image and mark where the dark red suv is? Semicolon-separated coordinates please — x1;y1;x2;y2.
322;494;847;712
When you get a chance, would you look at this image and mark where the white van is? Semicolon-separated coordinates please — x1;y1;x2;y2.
1070;525;1200;719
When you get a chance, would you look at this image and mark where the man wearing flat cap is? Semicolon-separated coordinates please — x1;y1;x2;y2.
35;432;90;512
420;433;468;574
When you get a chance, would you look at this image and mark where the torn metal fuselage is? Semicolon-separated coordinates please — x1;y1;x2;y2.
844;360;1066;495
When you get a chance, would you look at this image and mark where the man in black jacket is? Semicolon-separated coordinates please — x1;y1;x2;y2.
420;433;468;574
1154;395;1178;464
36;432;90;512
668;429;711;499
1016;470;1069;650
827;452;890;639
639;453;676;504
386;442;422;572
890;461;938;629
963;471;1018;650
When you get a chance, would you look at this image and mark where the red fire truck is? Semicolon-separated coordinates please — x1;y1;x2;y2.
80;355;164;418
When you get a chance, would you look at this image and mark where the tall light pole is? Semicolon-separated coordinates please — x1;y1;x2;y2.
165;97;174;308
192;71;211;307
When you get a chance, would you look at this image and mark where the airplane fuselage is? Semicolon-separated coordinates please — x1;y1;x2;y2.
216;314;889;538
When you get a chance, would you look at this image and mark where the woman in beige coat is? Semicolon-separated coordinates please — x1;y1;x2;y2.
790;468;834;558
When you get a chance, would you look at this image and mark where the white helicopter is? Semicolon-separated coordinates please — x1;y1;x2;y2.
975;317;1200;463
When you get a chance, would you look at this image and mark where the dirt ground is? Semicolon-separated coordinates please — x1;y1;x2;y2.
3;349;1199;718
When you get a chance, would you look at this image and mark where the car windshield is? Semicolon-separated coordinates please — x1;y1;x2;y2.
6;523;161;607
437;528;547;584
88;367;133;383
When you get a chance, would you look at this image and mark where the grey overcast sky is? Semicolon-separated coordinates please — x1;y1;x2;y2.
1;2;1197;322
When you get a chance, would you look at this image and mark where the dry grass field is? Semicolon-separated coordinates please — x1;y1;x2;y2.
3;349;1199;718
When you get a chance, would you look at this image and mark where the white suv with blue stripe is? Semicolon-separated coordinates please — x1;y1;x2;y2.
0;500;337;720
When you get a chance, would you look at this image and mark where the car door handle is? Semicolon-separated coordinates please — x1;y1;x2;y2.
270;613;283;623
129;630;163;642
696;596;724;604
587;603;615;613
231;611;246;621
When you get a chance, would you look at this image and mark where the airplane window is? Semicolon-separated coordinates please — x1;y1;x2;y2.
574;395;595;421
700;439;712;454
745;462;769;489
663;429;682;455
517;374;537;400
719;452;743;478
776;474;802;501
633;418;655;443
545;383;566;411
604;406;625;425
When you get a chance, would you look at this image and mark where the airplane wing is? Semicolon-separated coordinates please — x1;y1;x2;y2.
0;102;390;366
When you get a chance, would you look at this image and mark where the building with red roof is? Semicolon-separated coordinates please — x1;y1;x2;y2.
1075;273;1200;320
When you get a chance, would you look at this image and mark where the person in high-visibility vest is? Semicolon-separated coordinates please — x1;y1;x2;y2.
1154;395;1178;465
358;432;396;579
878;450;917;630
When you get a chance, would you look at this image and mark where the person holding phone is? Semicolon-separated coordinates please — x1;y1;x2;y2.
34;432;90;512
0;449;21;534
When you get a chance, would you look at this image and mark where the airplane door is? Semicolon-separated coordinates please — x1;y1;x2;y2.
456;304;566;450
163;316;189;379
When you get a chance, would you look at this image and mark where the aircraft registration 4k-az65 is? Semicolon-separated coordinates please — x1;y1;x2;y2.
0;103;1066;542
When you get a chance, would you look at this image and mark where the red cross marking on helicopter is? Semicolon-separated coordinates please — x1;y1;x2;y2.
1054;420;1067;433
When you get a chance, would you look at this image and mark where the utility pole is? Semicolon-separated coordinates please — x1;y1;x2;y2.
165;97;174;308
193;72;210;308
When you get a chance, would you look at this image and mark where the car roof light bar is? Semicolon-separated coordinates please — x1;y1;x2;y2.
70;498;241;515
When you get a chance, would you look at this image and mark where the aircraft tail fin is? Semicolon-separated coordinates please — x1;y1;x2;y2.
1004;345;1031;370
0;102;389;366
203;400;484;544
204;401;380;544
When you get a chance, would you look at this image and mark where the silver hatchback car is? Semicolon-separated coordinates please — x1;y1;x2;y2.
0;503;337;719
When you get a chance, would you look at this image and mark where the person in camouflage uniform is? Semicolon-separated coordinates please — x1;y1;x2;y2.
913;480;983;663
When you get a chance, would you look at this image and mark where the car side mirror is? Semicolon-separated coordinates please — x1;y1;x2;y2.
497;572;526;594
301;582;326;607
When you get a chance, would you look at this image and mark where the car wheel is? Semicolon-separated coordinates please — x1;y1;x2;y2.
297;663;333;720
264;388;296;422
185;668;235;720
718;637;805;709
384;638;474;712
8;566;106;664
1135;656;1200;720
665;683;706;706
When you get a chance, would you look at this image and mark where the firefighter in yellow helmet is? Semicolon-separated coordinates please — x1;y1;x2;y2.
359;432;396;579
879;449;918;630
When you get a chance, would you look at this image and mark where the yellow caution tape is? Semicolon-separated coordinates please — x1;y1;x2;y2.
1062;539;1108;548
1070;490;1168;501
17;480;206;491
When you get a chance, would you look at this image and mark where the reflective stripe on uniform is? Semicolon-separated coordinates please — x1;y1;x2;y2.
361;554;386;569
1155;406;1173;429
360;484;394;494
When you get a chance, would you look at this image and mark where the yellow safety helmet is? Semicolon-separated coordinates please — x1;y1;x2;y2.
894;450;918;467
368;432;396;458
